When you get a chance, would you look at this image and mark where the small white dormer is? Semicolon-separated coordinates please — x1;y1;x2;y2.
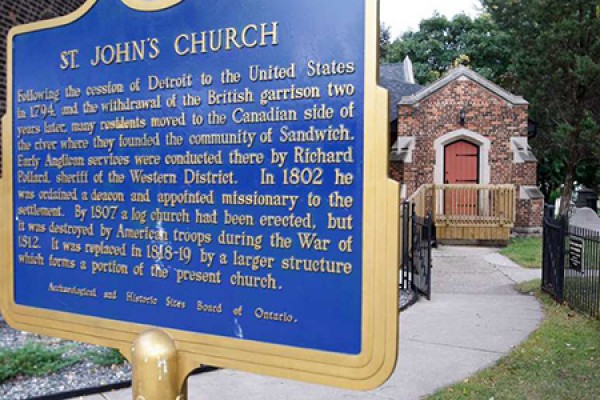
511;137;537;163
390;137;416;163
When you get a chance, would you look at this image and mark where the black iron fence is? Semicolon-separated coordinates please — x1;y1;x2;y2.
401;201;433;300
542;211;566;301
542;208;600;319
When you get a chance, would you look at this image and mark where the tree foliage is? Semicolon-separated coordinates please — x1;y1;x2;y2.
483;0;600;211
380;23;391;60
384;13;513;85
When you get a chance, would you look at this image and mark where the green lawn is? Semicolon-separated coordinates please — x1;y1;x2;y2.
427;280;600;400
563;275;600;319
500;237;542;268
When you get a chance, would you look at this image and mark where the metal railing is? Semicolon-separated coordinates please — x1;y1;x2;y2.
401;201;433;300
543;208;600;319
542;211;566;301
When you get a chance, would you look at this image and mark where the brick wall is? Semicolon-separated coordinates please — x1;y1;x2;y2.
516;198;544;232
513;162;537;187
397;78;542;229
389;162;404;183
0;0;86;176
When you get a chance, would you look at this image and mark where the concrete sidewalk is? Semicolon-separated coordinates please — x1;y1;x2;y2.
84;247;543;400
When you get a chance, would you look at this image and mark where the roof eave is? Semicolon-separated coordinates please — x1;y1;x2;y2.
398;67;529;106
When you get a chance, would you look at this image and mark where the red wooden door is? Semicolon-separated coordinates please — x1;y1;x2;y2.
444;140;479;215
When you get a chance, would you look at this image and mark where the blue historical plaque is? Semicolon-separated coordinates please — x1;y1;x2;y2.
2;0;399;389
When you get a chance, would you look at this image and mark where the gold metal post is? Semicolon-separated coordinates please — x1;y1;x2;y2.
132;329;188;400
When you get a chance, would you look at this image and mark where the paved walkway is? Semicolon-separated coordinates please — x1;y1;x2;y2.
84;247;542;400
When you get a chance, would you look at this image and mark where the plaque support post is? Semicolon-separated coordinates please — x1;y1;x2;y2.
132;329;190;400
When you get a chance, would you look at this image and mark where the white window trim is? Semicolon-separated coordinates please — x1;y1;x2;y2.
391;137;416;163
511;137;530;163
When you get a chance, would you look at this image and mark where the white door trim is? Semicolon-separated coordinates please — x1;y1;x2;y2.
434;129;491;185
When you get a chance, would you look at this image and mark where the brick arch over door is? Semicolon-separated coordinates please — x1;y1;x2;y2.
434;129;491;185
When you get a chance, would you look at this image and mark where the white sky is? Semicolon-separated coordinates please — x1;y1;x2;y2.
381;0;482;38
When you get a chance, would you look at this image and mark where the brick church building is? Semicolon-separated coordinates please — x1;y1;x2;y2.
382;60;543;234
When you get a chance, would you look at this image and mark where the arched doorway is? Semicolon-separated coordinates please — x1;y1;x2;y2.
444;140;480;215
434;129;490;186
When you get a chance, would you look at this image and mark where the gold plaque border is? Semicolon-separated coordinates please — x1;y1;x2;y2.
121;0;183;12
0;0;399;390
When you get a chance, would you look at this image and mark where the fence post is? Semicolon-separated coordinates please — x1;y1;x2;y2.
542;207;549;291
425;211;433;300
431;185;437;221
411;203;417;290
557;214;567;301
401;201;410;291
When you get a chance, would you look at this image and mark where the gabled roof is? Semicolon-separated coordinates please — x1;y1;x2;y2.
380;62;408;83
379;62;422;119
399;66;528;106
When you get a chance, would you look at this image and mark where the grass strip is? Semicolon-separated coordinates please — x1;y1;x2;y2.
500;237;542;268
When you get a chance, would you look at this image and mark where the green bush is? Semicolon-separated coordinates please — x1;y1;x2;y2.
86;348;127;366
0;343;78;383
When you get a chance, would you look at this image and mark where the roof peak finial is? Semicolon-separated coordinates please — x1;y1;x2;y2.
403;56;415;84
